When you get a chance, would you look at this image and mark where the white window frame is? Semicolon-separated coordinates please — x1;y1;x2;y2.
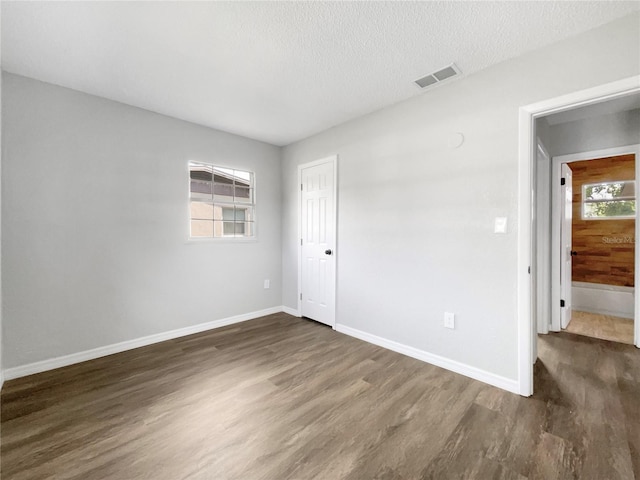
581;180;636;220
188;161;256;240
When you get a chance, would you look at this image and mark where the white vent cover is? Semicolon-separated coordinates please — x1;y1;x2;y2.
414;63;461;89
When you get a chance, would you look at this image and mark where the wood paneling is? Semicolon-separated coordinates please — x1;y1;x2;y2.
2;313;639;479
570;154;635;287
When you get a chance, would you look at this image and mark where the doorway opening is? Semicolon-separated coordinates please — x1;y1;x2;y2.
551;150;637;345
517;76;640;397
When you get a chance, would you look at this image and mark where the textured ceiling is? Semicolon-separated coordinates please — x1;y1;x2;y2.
2;1;639;146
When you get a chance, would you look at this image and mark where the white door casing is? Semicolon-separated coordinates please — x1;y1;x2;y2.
298;156;337;327
536;141;551;335
560;164;573;329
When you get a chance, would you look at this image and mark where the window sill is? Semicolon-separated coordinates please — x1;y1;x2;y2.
185;236;258;244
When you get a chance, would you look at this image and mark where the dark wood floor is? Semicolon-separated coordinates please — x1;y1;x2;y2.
1;313;639;479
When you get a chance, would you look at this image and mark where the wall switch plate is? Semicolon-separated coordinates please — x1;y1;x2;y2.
494;217;507;234
444;312;455;329
264;279;270;289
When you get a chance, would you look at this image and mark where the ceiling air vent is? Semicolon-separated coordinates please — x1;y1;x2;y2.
414;63;461;89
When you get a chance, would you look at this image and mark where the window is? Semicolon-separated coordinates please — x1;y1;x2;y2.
189;162;254;238
582;180;636;219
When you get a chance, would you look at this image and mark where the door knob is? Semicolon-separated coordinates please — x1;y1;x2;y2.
571;251;578;256
325;249;332;255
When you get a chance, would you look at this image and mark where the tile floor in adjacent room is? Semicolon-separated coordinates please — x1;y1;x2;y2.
565;310;634;345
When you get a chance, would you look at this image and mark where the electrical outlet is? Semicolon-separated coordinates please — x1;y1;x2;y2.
264;279;270;289
444;312;455;329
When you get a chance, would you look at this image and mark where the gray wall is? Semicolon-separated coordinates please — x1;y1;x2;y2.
547;109;640;157
282;14;640;380
2;73;282;369
536;117;552;153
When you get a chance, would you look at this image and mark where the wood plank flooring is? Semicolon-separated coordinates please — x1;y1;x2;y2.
566;310;634;345
2;313;639;479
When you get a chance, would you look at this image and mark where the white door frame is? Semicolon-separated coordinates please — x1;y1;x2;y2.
518;75;640;397
550;145;640;332
559;163;574;329
297;155;338;327
536;140;552;336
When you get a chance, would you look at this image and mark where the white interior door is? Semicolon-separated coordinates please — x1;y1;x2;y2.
560;163;573;329
300;158;336;327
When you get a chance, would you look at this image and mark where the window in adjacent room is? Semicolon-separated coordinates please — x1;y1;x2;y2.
582;180;636;219
189;162;254;238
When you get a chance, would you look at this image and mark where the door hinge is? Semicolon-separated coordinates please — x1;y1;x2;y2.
560;178;566;186
300;293;302;300
300;238;303;246
560;299;565;308
301;184;303;191
528;266;531;274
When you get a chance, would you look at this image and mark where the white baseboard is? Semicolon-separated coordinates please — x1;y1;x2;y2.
572;282;634;319
3;306;284;381
3;309;521;395
335;324;520;395
281;305;301;317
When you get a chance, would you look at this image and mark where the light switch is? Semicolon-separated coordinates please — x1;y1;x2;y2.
444;312;455;329
494;217;507;234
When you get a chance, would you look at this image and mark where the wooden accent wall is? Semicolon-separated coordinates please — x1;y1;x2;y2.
571;154;635;287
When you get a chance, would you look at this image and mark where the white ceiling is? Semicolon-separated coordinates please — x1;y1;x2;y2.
2;1;639;146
